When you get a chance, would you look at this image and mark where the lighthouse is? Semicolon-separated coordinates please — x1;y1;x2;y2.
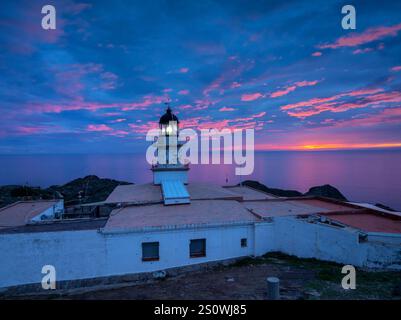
151;104;190;204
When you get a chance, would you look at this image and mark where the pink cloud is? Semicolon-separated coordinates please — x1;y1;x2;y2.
219;107;235;112
203;80;223;97
110;118;126;123
230;82;241;89
178;90;190;95
102;112;121;116
179;68;189;73
280;88;401;118
86;124;131;137
235;112;266;122
7;125;75;137
296;80;319;87
281;88;383;111
253;112;266;118
202;61;252;97
128;111;268;134
99;71;118;90
318;23;401;49
50;63;118;98
391;66;401;72
177;104;193;110
16;126;44;135
193;98;220;111
241;93;263;102
312;51;322;57
270;86;297;98
120;95;166;111
107;130;130;137
270;80;319;98
27;98;154;114
128;122;158;134
327;107;401;128
352;48;373;55
87;124;112;132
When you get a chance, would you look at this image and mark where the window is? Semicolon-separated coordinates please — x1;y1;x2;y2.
241;238;247;248
190;239;206;258
142;242;159;261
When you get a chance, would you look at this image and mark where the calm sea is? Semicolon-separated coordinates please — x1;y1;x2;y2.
0;150;400;210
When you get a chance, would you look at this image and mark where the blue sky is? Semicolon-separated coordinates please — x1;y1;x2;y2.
1;0;401;153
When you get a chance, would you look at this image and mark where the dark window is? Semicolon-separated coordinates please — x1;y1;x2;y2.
142;242;159;261
190;239;206;258
241;238;247;247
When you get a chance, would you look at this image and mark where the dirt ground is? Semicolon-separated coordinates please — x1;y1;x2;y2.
39;253;401;300
10;253;401;300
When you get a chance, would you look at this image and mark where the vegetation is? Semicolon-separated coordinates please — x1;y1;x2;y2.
0;175;132;208
241;180;303;197
231;252;401;300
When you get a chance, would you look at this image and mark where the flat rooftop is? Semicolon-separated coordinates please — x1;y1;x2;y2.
350;202;401;217
322;211;401;234
224;186;277;200
0;218;107;234
0;200;60;229
243;198;356;218
104;200;259;232
104;183;243;204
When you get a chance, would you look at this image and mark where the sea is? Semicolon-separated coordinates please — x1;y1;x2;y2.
0;150;400;210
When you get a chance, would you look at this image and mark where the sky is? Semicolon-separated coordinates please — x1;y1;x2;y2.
0;0;401;154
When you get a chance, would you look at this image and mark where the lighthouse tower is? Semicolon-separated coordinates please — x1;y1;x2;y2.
151;105;190;205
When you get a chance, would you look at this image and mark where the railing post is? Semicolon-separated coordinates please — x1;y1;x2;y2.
267;277;280;300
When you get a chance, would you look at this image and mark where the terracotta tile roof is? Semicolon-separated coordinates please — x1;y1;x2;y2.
224;186;277;200
104;183;241;204
243;199;355;218
104;200;258;231
322;211;401;234
0;200;60;229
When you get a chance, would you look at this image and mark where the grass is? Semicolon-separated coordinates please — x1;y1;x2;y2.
228;252;401;299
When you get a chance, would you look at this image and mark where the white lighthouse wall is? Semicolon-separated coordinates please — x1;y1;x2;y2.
103;224;255;277
1;219;401;289
0;224;255;288
0;230;107;288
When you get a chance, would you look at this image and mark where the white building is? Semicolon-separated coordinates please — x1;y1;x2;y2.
0;108;400;293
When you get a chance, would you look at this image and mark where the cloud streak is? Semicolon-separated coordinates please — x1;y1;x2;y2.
318;23;401;49
279;88;401;118
270;80;319;98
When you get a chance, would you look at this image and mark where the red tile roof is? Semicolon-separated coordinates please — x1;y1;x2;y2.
0;200;60;229
322;211;401;234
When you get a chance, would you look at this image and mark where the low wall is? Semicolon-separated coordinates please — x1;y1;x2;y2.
271;216;401;269
364;233;401;269
271;216;365;266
